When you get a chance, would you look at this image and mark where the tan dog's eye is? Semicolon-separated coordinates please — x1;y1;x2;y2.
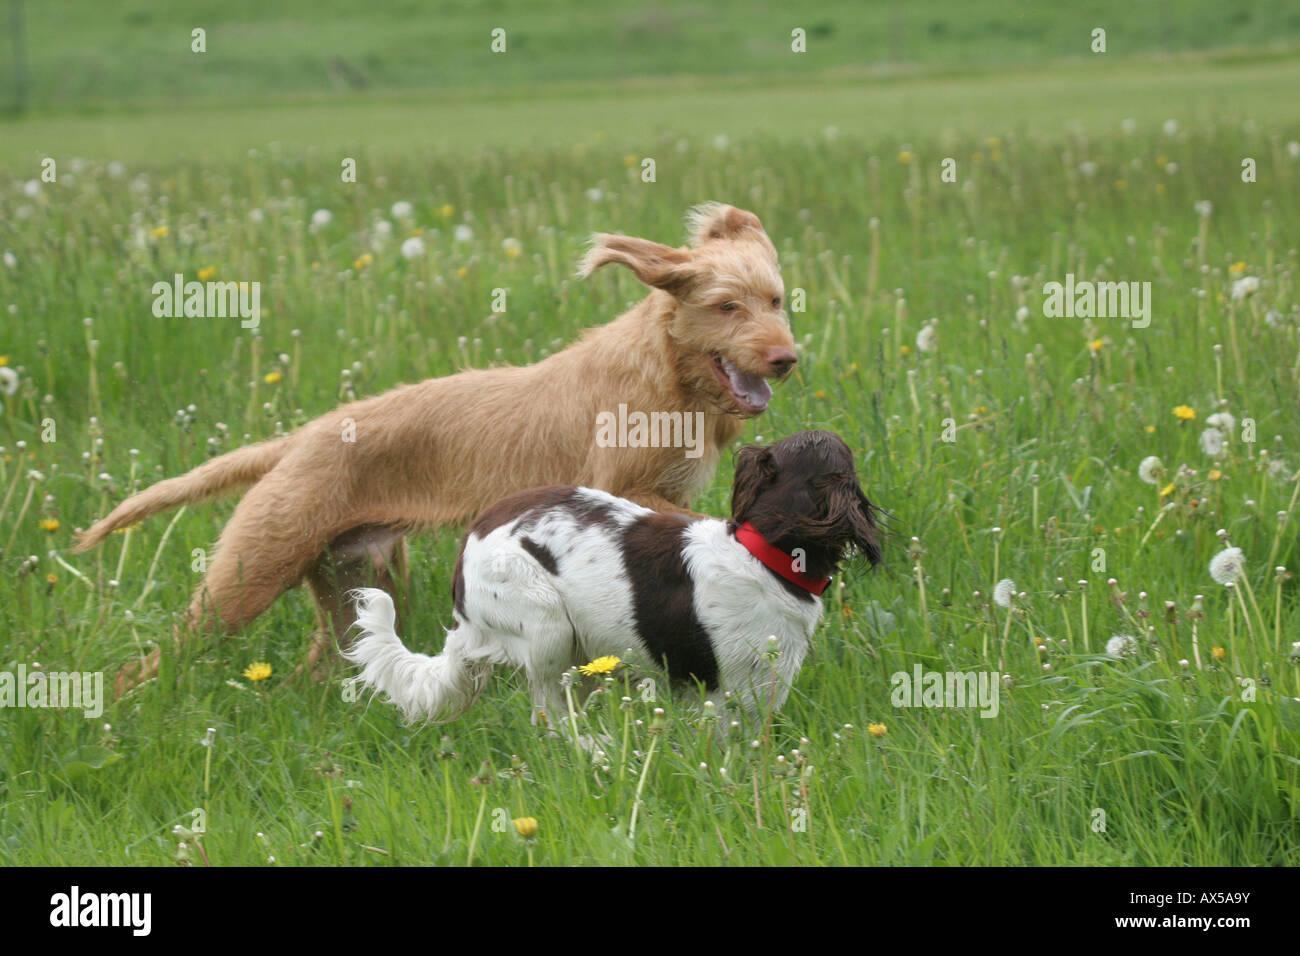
771;296;782;308
719;302;739;312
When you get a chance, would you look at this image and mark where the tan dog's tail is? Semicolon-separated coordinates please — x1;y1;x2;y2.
73;435;293;552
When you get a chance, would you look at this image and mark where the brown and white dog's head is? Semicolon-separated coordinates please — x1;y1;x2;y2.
578;203;796;418
730;430;883;580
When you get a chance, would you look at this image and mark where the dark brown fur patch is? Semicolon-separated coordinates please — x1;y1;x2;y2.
620;512;719;690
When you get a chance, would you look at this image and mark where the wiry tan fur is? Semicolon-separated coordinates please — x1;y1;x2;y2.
75;203;797;691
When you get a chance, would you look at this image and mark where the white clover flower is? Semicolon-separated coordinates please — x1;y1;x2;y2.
1138;455;1165;486
1121;118;1137;135
1015;305;1030;323
453;224;474;242
584;187;603;202
502;237;522;255
993;578;1016;608
1194;200;1212;219
1289;141;1300;159
248;208;264;224
1164;161;1178;175
1106;634;1139;659
1265;309;1284;328
22;179;41;198
400;236;426;260
390;200;414;219
1163;119;1178;136
0;366;18;396
373;219;393;240
712;134;730;151
1206;411;1235;433
2;251;15;269
1077;161;1097;178
1231;276;1259;300
1209;547;1245;586
916;321;938;353
310;208;333;229
1199;426;1225;457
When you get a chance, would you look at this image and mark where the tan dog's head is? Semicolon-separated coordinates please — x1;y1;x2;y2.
578;203;796;418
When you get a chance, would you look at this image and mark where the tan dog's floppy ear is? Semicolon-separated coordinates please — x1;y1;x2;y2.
686;202;766;246
578;234;696;296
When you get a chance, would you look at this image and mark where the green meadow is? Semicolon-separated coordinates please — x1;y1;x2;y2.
1;2;1299;866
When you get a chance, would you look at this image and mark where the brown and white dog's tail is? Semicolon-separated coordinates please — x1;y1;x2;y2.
344;588;491;724
73;435;293;552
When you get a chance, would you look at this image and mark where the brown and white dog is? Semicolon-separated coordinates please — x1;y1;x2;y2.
74;203;797;690
344;431;882;731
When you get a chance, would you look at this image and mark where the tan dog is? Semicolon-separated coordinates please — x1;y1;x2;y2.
75;203;797;690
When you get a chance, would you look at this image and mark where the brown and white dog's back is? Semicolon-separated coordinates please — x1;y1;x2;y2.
345;431;882;731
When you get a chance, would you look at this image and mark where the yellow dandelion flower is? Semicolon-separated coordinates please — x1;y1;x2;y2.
513;817;539;839
897;150;913;165
1208;469;1222;481
1113;179;1127;190
1033;636;1044;646
197;266;216;281
1160;483;1176;497
1144;425;1156;434
410;228;423;237
900;345;911;356
39;518;60;533
971;151;983;162
815;389;827;399
439;204;454;218
1210;646;1226;661
505;246;521;259
849;362;859;372
456;266;468;278
985;136;1001;149
842;604;853;619
1229;261;1246;275
1173;405;1196;421
1155;155;1169;168
243;661;272;681
578;655;620;676
0;356;9;366
867;722;888;737
353;253;374;271
1088;338;1104;352
263;370;282;385
1156;183;1166;194
622;154;638;168
151;226;169;239
45;573;57;585
990;149;1002;161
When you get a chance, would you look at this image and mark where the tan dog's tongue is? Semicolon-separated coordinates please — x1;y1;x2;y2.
726;364;773;410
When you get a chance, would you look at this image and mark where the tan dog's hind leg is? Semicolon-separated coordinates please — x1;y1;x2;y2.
297;525;409;683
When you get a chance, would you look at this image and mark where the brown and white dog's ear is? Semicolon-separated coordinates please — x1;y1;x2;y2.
686;202;766;246
730;444;777;524
578;234;696;296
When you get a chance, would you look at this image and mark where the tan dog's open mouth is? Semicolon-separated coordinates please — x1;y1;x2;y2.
709;353;774;414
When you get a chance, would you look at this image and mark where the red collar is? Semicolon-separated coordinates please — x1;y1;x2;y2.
734;521;831;596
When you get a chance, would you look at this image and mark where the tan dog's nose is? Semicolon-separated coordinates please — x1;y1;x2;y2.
766;348;797;377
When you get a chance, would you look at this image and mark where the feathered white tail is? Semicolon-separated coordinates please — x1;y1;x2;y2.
343;588;491;724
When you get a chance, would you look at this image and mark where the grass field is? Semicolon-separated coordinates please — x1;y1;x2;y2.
2;4;1300;867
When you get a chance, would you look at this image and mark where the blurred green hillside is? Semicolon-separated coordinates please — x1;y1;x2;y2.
4;0;1300;113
